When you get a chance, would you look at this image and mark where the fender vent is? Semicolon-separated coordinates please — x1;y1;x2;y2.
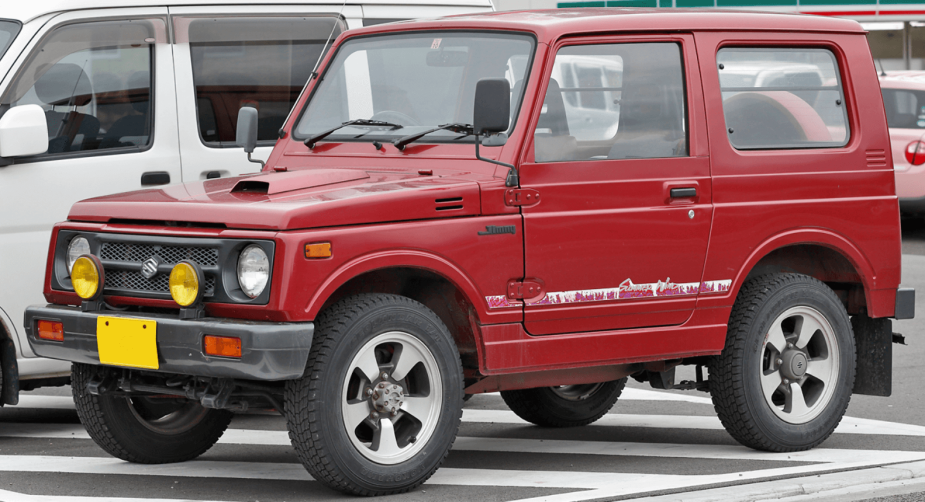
866;149;887;168
435;196;463;211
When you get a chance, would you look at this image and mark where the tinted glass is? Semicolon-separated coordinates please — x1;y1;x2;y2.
295;32;533;144
882;88;925;128
182;16;343;146
0;20;20;59
718;48;849;149
1;20;157;156
534;43;687;163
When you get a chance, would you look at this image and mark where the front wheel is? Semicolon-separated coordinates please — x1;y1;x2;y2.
285;294;463;495
71;363;233;463
500;378;626;427
709;274;856;452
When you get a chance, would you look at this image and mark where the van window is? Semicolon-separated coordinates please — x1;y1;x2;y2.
882;88;925;129
176;16;344;147
717;48;849;150
0;20;20;59
1;20;159;157
534;43;687;163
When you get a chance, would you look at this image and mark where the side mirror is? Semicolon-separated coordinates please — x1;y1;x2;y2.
0;104;48;160
235;106;264;168
473;78;510;136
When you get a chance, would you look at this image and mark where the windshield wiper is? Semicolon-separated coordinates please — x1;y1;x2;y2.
304;119;403;149
391;123;473;151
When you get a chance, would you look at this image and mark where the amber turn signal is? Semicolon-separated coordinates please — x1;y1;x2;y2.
305;242;332;259
203;335;242;358
37;320;64;341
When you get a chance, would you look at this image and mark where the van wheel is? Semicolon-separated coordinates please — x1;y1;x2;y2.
709;274;856;452
500;378;626;427
71;363;233;463
285;294;464;496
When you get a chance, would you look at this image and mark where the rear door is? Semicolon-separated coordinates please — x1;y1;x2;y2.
519;34;715;335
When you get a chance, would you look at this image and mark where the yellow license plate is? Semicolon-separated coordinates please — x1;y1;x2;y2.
96;316;159;370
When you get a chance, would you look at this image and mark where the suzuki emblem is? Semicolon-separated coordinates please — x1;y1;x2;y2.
141;256;160;279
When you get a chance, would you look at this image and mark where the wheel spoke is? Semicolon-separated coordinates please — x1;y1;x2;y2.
766;322;788;354
344;400;371;430
786;382;810;416
391;344;426;381
806;355;834;380
372;418;403;457
761;369;782;404
402;395;433;421
353;344;382;383
795;314;825;350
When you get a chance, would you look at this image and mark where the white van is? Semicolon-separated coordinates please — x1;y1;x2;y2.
0;0;492;404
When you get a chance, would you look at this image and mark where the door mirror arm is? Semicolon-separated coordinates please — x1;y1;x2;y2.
473;78;518;187
475;133;518;187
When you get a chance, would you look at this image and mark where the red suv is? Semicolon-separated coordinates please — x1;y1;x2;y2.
25;9;913;496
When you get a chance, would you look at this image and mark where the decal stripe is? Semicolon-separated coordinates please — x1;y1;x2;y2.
486;279;732;309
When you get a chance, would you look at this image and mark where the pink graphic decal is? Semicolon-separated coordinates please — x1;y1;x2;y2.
485;278;732;309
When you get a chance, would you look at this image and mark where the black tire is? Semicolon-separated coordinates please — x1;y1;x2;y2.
709;273;856;452
71;363;233;463
500;378;627;427
284;294;464;496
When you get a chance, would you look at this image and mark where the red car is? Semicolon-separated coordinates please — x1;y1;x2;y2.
880;71;925;215
25;9;912;496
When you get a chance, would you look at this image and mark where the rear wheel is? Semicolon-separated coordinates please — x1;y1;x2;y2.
71;363;233;463
501;378;626;427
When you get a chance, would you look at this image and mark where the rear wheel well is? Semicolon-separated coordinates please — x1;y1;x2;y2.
319;268;480;370
745;244;866;314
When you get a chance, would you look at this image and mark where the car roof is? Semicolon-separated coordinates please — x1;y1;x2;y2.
346;8;865;42
880;71;925;90
3;0;493;24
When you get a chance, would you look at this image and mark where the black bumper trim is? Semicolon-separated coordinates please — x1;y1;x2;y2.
24;305;312;381
895;288;915;320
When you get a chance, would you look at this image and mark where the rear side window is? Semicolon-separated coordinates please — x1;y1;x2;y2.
882;88;925;129
175;16;344;147
717;48;849;150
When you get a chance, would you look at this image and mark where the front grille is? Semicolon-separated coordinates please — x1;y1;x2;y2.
106;270;216;297
100;242;219;267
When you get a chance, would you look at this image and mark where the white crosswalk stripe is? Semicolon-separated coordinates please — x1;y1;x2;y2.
2;388;924;502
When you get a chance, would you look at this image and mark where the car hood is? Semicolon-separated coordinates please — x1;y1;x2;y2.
68;168;483;230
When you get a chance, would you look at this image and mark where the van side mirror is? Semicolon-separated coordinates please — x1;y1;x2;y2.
236;106;264;168
473;78;510;136
0;105;49;163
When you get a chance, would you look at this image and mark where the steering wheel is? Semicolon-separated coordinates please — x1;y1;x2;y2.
369;110;420;127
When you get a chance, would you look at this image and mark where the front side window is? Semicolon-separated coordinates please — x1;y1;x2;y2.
718;48;849;150
295;32;534;144
882;88;925;129
1;20;158;156
178;16;344;147
534;43;688;163
0;20;20;60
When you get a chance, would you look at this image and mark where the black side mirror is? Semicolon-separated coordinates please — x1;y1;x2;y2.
235;106;264;168
473;78;510;135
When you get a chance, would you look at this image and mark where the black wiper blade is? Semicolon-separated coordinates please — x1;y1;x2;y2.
304;119;403;149
391;123;473;151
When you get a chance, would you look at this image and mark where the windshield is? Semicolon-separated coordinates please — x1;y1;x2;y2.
0;21;20;60
295;31;535;144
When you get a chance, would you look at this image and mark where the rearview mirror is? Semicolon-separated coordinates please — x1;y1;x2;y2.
473;78;510;136
236;106;258;153
0;105;48;160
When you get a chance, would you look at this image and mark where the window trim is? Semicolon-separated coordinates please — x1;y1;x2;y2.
0;19;22;60
716;46;851;151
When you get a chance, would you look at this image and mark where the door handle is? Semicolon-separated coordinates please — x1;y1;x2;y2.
670;187;697;198
141;171;170;186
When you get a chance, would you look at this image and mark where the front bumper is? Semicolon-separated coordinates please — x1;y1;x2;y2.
24;305;313;381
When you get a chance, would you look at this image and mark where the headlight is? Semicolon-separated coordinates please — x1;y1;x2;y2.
67;236;90;273
169;261;203;307
237;245;269;299
72;255;103;300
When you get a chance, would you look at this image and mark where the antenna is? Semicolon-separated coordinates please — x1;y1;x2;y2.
877;59;887;77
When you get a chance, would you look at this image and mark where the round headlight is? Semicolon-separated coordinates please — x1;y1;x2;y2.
169;261;203;307
72;255;103;300
237;245;269;299
67;237;90;273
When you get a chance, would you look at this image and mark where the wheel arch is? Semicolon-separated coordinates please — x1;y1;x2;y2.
0;312;20;405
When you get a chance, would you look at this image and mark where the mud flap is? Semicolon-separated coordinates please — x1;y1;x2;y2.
851;314;892;397
0;335;19;405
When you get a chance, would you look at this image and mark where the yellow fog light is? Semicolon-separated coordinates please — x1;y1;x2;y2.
72;255;104;300
169;261;204;307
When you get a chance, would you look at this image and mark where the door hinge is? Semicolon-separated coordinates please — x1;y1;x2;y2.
505;188;540;207
507;279;545;301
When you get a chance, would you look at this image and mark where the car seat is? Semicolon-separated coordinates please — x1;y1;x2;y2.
534;78;577;162
34;64;100;153
99;71;151;149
